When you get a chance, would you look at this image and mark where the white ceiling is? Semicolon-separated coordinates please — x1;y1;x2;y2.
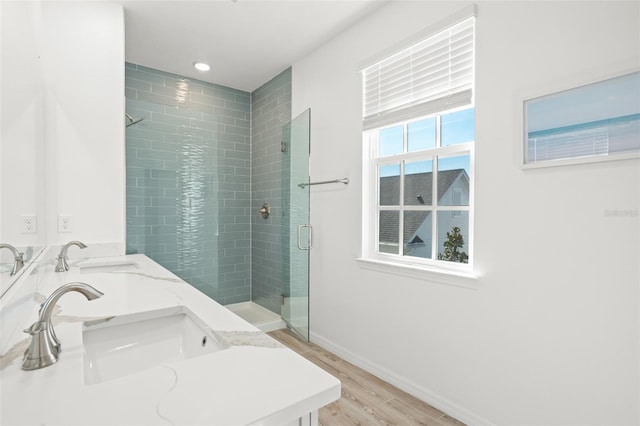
116;0;385;92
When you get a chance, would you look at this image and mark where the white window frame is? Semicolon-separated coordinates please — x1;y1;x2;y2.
358;7;478;283
362;106;475;276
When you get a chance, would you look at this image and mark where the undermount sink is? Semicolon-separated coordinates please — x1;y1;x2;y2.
79;260;140;274
82;306;228;385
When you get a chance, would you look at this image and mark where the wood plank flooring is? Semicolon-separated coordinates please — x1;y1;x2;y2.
268;328;466;426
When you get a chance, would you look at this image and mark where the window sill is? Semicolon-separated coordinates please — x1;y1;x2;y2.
356;257;479;289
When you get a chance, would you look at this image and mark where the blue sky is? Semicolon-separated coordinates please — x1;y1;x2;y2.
379;108;475;157
527;71;640;132
379;108;473;177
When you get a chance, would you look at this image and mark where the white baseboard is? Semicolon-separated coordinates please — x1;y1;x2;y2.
309;331;494;426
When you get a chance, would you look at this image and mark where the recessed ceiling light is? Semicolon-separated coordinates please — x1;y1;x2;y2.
193;62;210;72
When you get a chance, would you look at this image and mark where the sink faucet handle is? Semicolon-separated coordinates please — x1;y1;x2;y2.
23;321;45;335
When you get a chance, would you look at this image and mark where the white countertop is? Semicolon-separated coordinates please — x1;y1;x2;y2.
0;253;340;425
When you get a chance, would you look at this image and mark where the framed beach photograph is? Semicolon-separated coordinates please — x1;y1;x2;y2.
523;70;640;168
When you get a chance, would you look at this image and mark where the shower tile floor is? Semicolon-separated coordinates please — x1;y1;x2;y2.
269;328;466;426
226;301;286;332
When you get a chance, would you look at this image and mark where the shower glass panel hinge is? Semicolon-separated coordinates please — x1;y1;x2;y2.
296;224;312;250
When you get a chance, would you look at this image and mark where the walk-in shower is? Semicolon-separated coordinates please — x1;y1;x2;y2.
124;65;311;339
228;108;311;338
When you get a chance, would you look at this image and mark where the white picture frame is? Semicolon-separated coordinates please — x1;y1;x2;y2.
521;68;640;169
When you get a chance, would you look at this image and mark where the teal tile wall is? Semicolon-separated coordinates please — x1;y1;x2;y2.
125;63;251;304
251;68;292;314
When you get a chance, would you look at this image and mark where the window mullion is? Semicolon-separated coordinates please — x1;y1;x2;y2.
431;154;438;260
398;123;407;254
370;131;380;257
432;115;441;260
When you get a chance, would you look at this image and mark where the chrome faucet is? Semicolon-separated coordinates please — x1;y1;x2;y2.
55;240;87;272
0;243;25;276
22;282;103;370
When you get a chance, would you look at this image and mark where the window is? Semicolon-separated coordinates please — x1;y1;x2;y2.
361;14;475;273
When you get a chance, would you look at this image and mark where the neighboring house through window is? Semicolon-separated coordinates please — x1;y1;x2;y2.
361;9;475;273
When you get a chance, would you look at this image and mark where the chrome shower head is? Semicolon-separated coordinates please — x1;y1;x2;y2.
125;113;144;127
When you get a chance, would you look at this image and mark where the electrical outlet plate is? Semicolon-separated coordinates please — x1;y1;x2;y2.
58;215;72;233
21;215;37;234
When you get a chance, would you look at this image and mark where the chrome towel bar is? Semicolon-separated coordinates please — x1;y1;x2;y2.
298;177;349;189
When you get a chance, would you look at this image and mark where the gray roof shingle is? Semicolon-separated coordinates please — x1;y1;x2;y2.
378;169;468;246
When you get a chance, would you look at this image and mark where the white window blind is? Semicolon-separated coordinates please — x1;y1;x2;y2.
363;17;475;130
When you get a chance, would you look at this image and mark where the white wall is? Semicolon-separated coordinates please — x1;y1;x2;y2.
292;1;640;424
1;2;46;246
0;1;125;248
41;2;125;246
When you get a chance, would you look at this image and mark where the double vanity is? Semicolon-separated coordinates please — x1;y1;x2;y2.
0;244;340;425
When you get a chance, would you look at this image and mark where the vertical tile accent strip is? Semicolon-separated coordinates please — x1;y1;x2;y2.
125;63;251;304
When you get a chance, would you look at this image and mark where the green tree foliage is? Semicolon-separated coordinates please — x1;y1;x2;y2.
438;226;468;263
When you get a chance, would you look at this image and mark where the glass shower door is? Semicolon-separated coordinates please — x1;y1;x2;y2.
282;109;310;340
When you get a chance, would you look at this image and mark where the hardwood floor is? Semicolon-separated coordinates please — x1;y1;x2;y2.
268;328;465;426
